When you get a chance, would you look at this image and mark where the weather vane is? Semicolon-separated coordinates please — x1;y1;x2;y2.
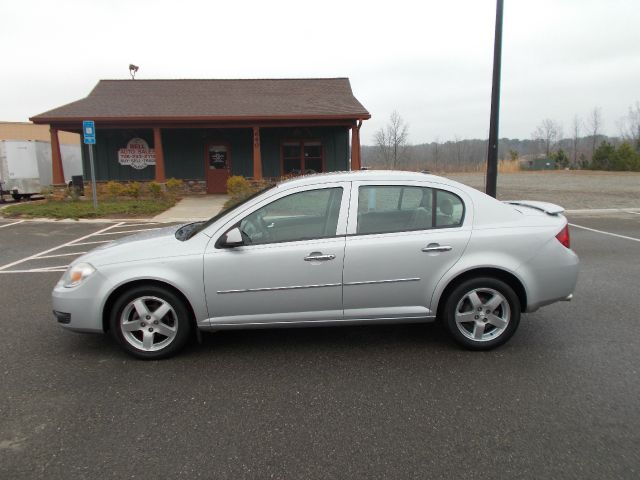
129;64;139;80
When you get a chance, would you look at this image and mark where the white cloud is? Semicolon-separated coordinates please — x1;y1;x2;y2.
2;0;638;142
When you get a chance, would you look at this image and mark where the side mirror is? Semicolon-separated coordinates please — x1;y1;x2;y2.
221;227;244;248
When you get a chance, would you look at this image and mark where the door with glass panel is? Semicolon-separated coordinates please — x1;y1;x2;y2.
342;182;472;321
204;184;349;325
206;143;231;193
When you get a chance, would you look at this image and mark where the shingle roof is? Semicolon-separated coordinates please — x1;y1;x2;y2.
30;78;370;123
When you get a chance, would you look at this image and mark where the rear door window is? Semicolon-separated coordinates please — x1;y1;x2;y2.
435;190;465;227
356;185;464;235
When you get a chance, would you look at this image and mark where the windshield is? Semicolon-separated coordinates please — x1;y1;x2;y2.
176;184;277;241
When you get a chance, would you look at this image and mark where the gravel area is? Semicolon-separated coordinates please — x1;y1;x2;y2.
444;170;640;209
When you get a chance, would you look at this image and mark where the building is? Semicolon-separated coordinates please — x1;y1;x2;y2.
30;78;370;193
519;156;556;170
0;121;80;144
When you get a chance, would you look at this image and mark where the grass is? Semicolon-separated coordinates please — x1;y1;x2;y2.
1;198;177;220
498;159;521;173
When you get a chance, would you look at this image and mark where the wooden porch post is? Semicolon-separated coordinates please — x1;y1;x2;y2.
50;127;65;184
153;127;166;182
252;126;263;179
350;121;362;170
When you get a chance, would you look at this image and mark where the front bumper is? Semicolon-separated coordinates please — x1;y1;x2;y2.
51;274;105;333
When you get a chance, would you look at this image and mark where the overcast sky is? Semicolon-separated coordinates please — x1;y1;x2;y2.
2;0;639;143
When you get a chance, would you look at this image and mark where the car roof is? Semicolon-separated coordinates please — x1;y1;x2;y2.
277;170;461;188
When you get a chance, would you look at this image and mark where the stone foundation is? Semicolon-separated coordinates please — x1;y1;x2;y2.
182;180;207;194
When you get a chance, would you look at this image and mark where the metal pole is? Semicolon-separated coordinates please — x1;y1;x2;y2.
88;144;98;209
485;0;504;198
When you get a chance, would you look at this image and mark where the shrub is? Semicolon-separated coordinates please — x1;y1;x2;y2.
125;182;142;199
226;176;252;197
223;176;277;210
104;181;124;198
148;182;164;198
165;177;184;193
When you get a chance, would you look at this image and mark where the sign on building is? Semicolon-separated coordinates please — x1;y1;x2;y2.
118;138;156;170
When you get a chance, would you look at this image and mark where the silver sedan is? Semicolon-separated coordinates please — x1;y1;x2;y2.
52;171;579;359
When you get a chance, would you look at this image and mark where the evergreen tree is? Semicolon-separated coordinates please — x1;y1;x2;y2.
551;148;570;169
612;142;640;171
590;142;615;170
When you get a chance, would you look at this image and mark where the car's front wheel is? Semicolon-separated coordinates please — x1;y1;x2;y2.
110;285;192;359
443;277;520;350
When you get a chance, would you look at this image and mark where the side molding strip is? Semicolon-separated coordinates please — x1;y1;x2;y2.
217;283;341;295
344;277;420;286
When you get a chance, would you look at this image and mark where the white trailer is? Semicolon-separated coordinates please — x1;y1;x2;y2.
0;140;83;200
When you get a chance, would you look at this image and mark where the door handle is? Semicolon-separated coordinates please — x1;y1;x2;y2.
304;253;336;261
422;244;452;253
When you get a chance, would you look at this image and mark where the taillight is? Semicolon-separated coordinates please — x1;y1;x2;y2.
556;224;570;248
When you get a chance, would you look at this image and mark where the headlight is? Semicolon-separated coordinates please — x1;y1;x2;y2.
60;262;96;288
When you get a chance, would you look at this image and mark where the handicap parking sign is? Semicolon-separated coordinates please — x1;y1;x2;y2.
83;120;96;144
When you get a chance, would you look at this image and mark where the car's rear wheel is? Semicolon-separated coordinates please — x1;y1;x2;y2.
110;285;192;359
443;277;520;350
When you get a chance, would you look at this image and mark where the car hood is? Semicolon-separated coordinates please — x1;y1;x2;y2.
75;224;205;267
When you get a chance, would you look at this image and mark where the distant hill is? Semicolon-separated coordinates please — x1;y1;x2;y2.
362;135;616;171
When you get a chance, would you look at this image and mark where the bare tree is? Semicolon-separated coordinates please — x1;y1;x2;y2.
571;115;581;166
454;135;466;169
619;101;640;150
432;137;440;171
374;111;409;168
532;119;563;157
587;107;603;158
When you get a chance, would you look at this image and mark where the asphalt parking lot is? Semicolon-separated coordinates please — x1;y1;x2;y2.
1;213;639;479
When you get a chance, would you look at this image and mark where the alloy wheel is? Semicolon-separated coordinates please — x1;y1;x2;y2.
119;296;178;352
454;287;510;342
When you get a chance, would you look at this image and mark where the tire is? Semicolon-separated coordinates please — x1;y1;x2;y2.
443;277;520;350
109;285;192;359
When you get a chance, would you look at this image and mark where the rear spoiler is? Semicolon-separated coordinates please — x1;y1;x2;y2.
504;200;565;215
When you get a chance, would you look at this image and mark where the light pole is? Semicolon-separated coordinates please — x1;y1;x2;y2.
486;0;504;198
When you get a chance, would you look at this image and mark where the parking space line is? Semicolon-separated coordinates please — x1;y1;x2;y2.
71;240;112;246
0;267;67;274
95;227;161;236
625;211;640;216
112;222;161;228
569;223;640;243
35;252;87;259
0;220;25;229
0;222;124;271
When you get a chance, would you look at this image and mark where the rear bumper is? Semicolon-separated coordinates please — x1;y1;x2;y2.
518;242;579;313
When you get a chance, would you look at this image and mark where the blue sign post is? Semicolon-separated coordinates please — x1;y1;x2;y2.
82;121;96;144
83;120;98;209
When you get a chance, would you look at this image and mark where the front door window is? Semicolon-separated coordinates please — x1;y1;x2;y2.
208;145;228;169
240;187;343;245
